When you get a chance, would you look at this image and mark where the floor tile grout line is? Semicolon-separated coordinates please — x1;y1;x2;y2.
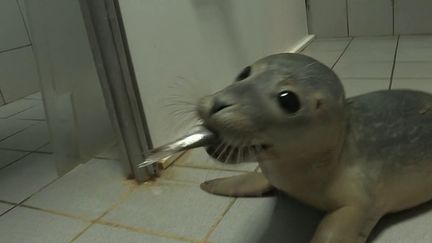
392;0;395;35
0;97;43;119
18;198;200;243
0;200;17;206
15;0;32;45
0;44;32;55
0;121;36;143
5;103;42;119
200;198;237;242
0;171;63;217
8;165;215;243
0;200;20;217
68;185;138;243
69;183;199;243
0;151;33;171
0;89;6;105
22;97;42;101
0;143;51;158
173;163;256;173
345;0;350;37
16;118;46;122
19;204;92;222
19;175;63;205
33;141;52;153
331;37;354;70
0;117;46;122
30;150;52;155
0;141;51;171
389;35;401;90
96;220;199;243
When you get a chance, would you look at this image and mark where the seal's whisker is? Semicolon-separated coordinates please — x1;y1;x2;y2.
168;78;209;102
163;95;200;111
236;141;246;164
221;144;232;163
172;115;200;133
164;96;198;103
169;77;198;91
163;101;197;108
227;144;239;164
170;113;196;124
224;146;234;164
247;145;256;162
238;139;249;163
164;92;199;101
163;97;198;121
175;76;211;95
216;143;229;162
210;142;225;159
251;145;260;161
170;107;196;113
170;109;196;117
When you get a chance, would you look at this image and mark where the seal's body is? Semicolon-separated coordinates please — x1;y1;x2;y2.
196;53;432;243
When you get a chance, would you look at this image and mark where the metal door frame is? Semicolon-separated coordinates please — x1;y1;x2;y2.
79;0;157;181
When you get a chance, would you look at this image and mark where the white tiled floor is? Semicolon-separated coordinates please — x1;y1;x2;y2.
0;206;89;243
1;36;432;243
25;159;131;220
0;92;50;153
0;121;50;151
0;153;57;203
74;224;186;243
0;98;41;118
11;104;46;120
0;149;28;169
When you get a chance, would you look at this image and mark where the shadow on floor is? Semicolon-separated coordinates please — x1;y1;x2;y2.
254;193;323;243
248;193;432;243
368;200;432;242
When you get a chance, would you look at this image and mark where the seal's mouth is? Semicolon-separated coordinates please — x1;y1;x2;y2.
205;133;271;164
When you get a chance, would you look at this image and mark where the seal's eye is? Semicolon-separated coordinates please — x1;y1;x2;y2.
235;66;251;81
278;91;300;113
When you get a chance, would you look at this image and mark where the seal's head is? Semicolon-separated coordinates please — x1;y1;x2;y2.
197;53;346;163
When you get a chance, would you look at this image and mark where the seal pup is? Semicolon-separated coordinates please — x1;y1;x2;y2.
196;53;432;243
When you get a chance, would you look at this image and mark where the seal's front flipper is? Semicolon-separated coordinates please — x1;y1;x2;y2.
200;172;274;197
311;206;381;243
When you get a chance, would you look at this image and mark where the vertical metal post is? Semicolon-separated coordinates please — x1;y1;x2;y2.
79;0;157;181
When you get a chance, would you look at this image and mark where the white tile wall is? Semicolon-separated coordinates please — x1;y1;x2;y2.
0;0;29;52
16;0;30;37
395;0;432;34
0;47;39;103
308;0;348;37
0;0;40;105
348;0;393;36
309;0;432;37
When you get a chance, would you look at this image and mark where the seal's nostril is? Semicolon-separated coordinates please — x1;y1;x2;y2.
209;100;233;116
